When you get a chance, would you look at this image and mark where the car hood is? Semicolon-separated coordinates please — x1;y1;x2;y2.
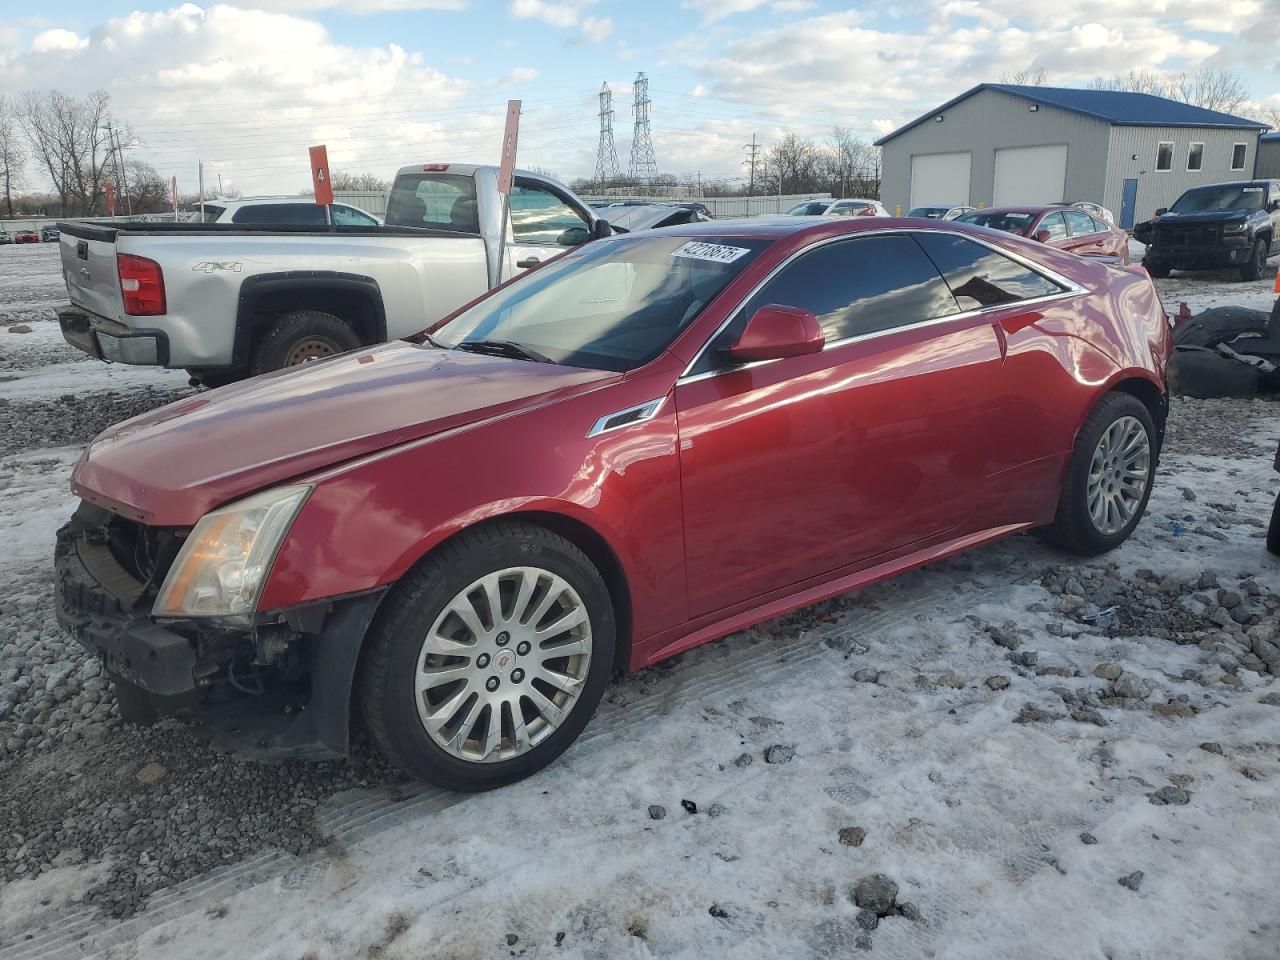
73;341;618;526
1156;209;1251;225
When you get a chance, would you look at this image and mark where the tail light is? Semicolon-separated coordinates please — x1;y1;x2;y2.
117;254;166;316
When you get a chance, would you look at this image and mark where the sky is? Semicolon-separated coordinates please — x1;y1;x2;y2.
0;0;1277;196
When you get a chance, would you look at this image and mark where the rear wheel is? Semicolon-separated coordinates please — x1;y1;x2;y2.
1143;259;1171;279
1240;238;1267;282
1267;493;1280;557
359;522;615;790
1042;392;1157;556
249;309;361;375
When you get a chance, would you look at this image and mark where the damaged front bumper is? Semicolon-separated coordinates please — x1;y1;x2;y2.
54;501;386;759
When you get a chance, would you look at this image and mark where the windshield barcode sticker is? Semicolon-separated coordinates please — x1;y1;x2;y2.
672;241;750;263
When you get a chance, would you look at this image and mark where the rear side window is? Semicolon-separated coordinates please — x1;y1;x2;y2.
914;233;1064;310
1038;211;1068;240
1062;210;1097;235
385;173;479;232
706;235;960;364
232;203;327;225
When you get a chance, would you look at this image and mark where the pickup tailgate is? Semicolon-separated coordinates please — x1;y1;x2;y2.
59;224;123;321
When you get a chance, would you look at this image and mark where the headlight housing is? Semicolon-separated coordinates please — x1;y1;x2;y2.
1222;221;1247;234
153;485;311;619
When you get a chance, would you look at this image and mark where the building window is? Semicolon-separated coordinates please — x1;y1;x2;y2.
1155;142;1174;171
1187;142;1204;171
1231;143;1247;171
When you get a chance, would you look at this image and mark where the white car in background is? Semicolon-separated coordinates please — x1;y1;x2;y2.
822;198;889;218
183;197;383;226
906;205;976;221
1061;201;1115;225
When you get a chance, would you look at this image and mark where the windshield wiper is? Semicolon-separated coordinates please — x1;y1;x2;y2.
455;339;555;364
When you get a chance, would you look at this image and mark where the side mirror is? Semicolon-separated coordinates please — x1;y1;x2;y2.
1154;208;1168;217
556;225;589;246
590;219;612;241
1268;200;1280;213
1034;229;1052;243
726;304;824;363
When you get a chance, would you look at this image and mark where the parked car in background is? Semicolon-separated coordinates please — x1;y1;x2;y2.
56;216;1170;790
183;197;382;226
57;164;610;386
1063;201;1115;225
1136;180;1280;281
0;230;10;245
957;206;1129;262
824;198;889;218
783;199;833;216
907;205;976;220
14;229;39;244
600;202;711;232
42;225;60;242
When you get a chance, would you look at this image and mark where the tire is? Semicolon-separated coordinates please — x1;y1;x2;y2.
359;521;616;790
1144;259;1171;279
1267;492;1280;557
1240;238;1267;282
249;309;361;375
1041;392;1157;556
185;368;243;389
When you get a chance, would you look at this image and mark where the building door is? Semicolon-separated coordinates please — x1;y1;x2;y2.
1119;178;1139;229
993;144;1067;205
910;152;972;210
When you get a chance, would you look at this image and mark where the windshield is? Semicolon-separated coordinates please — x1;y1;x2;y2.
784;201;828;216
435;235;770;372
957;211;1035;236
1170;184;1264;214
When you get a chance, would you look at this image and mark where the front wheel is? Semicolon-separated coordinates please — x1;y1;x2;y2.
1267;492;1280;557
1041;392;1157;556
1143;259;1171;279
1240;238;1267;282
359;522;616;790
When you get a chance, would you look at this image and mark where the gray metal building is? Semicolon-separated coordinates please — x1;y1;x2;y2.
1258;132;1280;180
875;84;1268;228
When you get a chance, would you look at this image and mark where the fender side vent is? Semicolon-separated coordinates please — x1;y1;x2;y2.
587;397;665;437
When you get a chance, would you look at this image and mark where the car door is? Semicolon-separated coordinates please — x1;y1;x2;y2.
505;179;593;279
1062;209;1108;257
674;232;1006;618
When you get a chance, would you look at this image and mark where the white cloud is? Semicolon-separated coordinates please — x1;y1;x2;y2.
682;0;769;22
30;29;89;54
249;0;467;10
508;0;596;28
500;66;539;84
580;16;614;42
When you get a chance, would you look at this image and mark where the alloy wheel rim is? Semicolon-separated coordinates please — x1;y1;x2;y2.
1086;415;1150;536
414;566;592;763
285;337;340;366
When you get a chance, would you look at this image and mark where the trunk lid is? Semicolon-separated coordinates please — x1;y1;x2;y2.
59;224;124;321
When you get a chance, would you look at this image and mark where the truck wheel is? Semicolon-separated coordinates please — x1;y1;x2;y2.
1143;259;1171;279
1268;492;1280;557
359;521;615;791
1240;238;1267;282
1040;392;1156;556
250;310;361;375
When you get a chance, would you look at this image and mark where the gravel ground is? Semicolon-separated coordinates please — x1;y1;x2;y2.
1;242;1279;957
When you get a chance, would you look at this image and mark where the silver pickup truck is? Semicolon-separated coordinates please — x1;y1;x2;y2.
57;164;611;385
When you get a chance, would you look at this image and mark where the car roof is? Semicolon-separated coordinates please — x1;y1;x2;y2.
611;216;974;242
960;206;1059;216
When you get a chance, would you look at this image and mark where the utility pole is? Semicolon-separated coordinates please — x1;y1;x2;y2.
105;122;131;216
217;173;223;197
743;134;759;195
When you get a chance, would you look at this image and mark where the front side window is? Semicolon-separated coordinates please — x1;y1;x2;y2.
385;173;479;232
332;205;378;226
510;181;590;246
231;203;328;225
1156;142;1174;171
1187;142;1204;171
914;233;1065;310
1231;143;1247;171
1062;209;1097;236
436;235;769;372
1038;211;1068;240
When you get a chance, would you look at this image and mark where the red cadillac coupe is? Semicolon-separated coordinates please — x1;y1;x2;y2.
56;218;1171;789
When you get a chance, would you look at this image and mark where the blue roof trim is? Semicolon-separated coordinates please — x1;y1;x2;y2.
1261;132;1280;143
875;84;1267;146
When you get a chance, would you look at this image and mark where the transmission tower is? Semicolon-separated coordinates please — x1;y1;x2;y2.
628;72;657;186
594;82;622;188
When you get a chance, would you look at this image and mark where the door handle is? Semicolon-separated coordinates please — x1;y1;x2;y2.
516;257;540;268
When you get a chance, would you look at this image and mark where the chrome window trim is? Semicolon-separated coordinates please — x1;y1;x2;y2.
586;396;666;437
676;227;1087;384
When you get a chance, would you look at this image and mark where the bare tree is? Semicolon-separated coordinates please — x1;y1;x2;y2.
0;95;25;218
121;160;171;214
1266;107;1280;131
999;67;1048;86
330;170;389;192
16;90;126;216
1089;67;1250;113
764;133;819;194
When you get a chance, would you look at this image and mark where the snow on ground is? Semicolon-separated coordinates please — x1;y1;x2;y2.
1;239;1280;960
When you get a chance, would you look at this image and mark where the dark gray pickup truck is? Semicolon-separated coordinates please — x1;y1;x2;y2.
1138;180;1280;281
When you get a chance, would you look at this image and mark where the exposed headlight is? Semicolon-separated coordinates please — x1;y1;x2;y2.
153;485;310;618
1222;221;1247;234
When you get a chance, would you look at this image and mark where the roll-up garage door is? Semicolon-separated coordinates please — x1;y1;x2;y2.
909;152;972;209
993;144;1067;206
